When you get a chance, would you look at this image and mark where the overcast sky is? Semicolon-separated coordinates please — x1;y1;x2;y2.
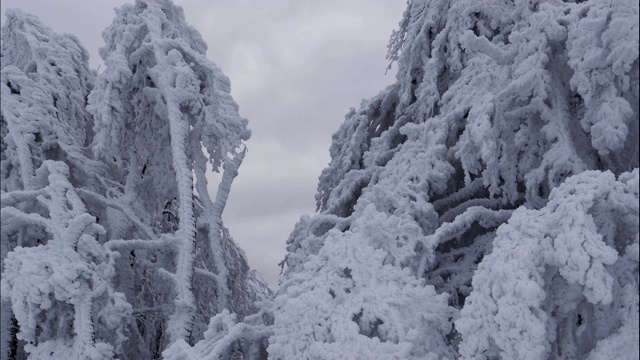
0;0;406;288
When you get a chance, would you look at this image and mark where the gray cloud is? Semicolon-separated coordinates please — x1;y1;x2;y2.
0;0;405;288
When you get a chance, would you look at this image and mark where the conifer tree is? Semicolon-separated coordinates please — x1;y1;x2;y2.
272;1;638;358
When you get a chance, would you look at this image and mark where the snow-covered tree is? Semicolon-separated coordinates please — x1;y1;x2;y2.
84;0;267;357
2;2;268;358
261;0;637;358
0;9;129;359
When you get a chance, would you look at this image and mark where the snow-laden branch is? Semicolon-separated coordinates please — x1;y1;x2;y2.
1;206;50;230
164;309;273;360
211;149;245;222
76;188;156;239
460;30;514;65
0;188;47;206
431;177;485;212
438;197;505;225
104;237;173;252
457;170;639;359
418;206;513;278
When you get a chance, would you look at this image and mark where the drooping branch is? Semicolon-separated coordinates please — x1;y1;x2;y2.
417;206;514;276
431;177;485;212
0;188;47;206
438;197;504;225
0;206;50;232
